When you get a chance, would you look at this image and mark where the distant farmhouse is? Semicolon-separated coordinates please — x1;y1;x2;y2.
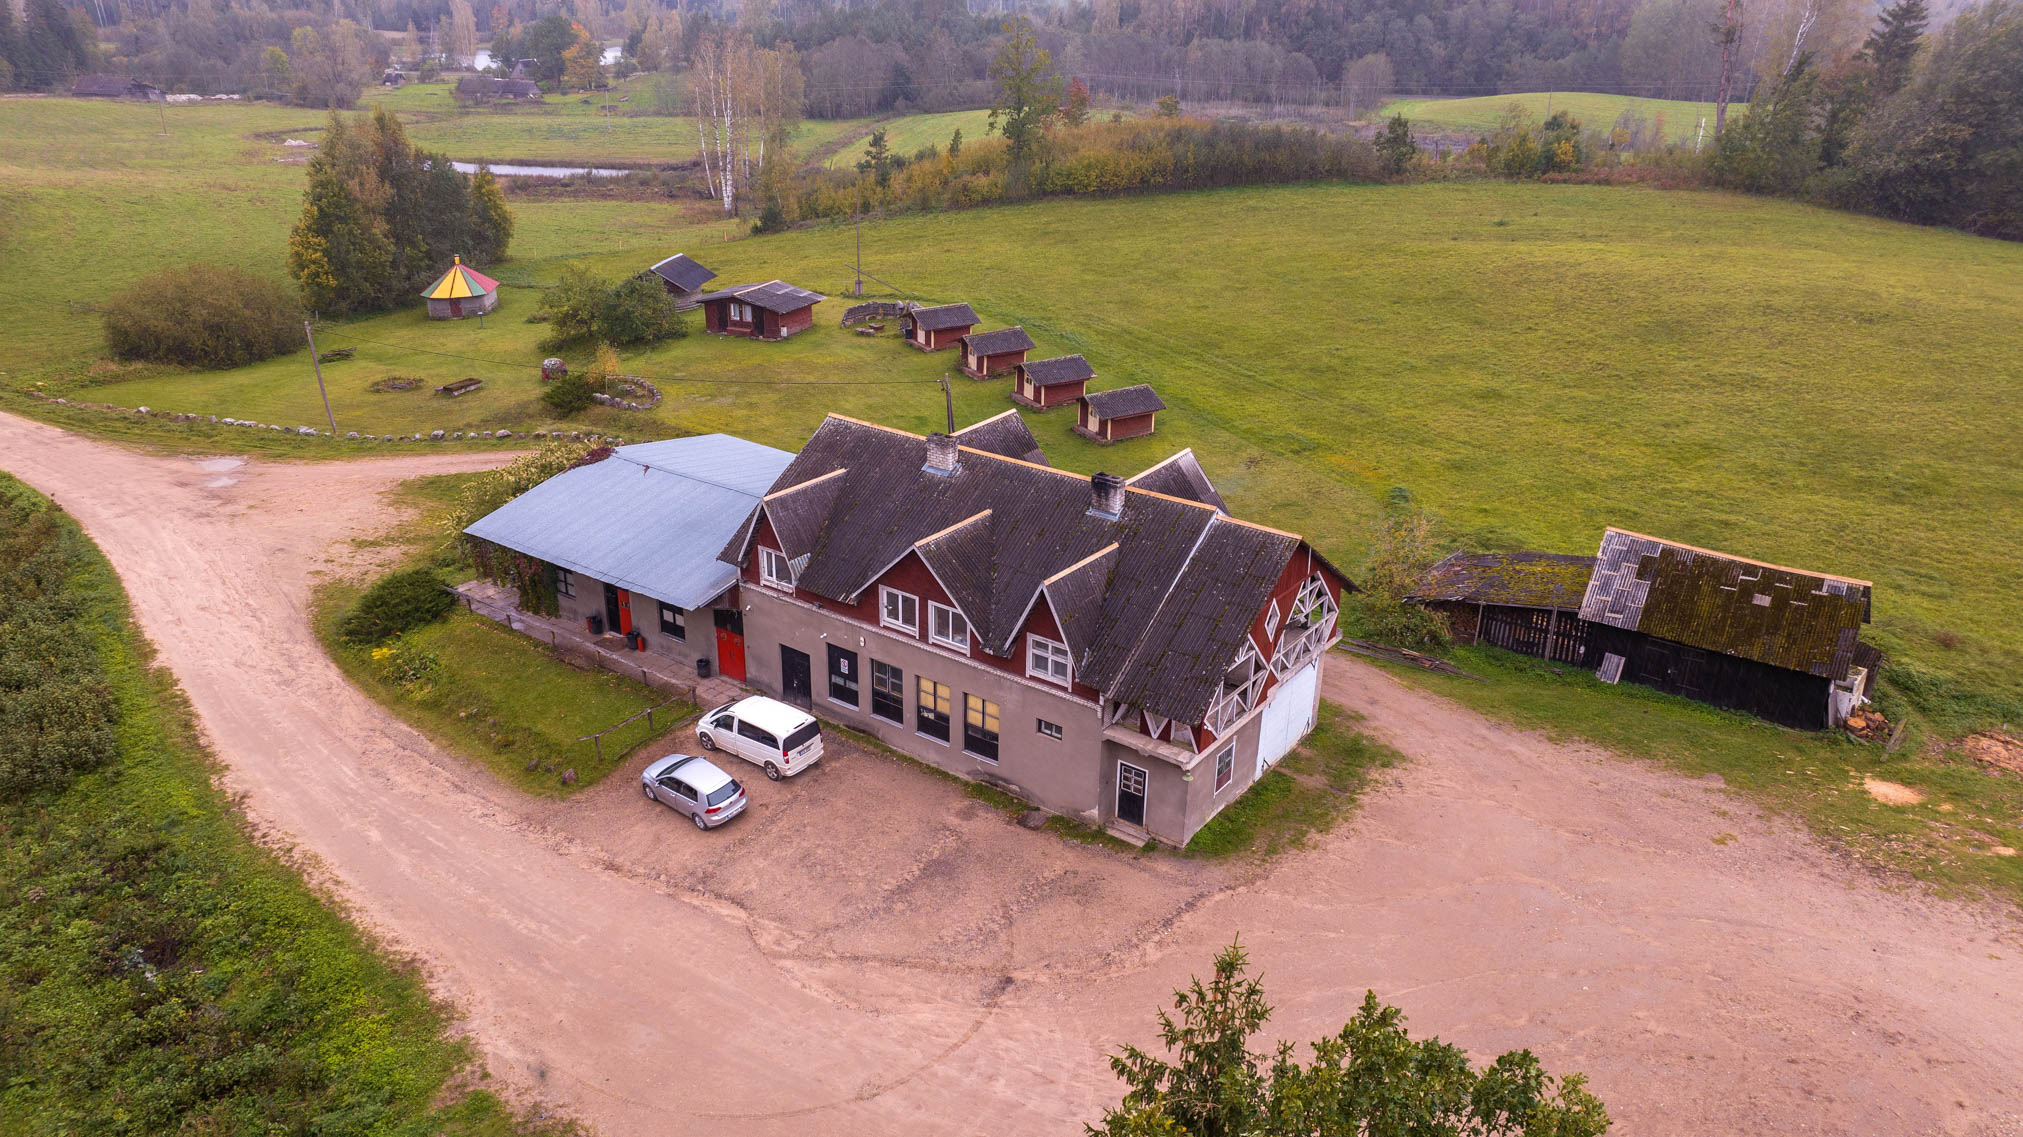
73;75;164;101
1410;528;1880;729
699;280;825;340
454;75;542;102
641;253;717;310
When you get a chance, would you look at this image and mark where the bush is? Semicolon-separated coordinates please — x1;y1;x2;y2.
100;264;303;369
337;568;457;645
541;373;595;416
538;265;685;350
0;483;117;797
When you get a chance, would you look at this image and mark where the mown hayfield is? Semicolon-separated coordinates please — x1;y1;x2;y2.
5;96;2022;717
823;108;996;168
1380;92;1737;142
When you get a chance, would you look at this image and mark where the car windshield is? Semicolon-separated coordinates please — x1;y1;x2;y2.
783;723;820;750
706;782;741;807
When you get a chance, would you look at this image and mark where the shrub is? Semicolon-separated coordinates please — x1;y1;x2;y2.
538;265;685;350
337;568;456;645
0;482;118;797
101;264;303;369
541;372;595;416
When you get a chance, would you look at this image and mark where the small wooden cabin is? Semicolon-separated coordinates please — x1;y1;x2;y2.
643;253;717;309
421;257;499;320
698;280;825;341
1012;354;1094;410
959;326;1035;378
1408;529;1882;730
902;302;978;351
1075;384;1165;443
73;75;165;101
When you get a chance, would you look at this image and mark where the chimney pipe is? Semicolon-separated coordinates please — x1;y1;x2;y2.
923;432;960;476
1089;472;1126;519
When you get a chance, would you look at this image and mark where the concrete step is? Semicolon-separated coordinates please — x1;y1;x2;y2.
1103;820;1151;848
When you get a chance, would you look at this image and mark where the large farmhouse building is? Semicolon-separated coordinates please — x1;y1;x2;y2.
700;280;825;340
1410;528;1879;729
463;436;795;682
717;414;1352;846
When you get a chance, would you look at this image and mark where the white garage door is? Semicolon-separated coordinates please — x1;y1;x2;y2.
1255;662;1319;779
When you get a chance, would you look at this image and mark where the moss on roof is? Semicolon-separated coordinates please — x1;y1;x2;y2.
1408;551;1596;609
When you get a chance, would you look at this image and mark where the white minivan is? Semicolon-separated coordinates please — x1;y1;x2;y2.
697;696;825;781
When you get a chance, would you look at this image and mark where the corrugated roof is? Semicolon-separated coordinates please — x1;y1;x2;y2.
464;434;793;610
1019;354;1095;387
699;280;826;314
953;410;1048;466
722;416;1339;723
1082;384;1166;418
1578;527;1871;679
647;253;716;292
1409;551;1597;609
1126;449;1224;512
910;302;978;331
963;327;1036;356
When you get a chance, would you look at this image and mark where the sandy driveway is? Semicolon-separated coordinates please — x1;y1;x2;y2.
4;410;2020;1137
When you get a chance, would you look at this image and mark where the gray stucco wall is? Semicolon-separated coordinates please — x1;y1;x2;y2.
549;568;722;671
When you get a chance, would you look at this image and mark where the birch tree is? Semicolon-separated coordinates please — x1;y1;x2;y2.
693;31;802;216
447;0;477;68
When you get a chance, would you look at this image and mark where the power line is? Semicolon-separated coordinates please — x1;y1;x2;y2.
309;327;933;387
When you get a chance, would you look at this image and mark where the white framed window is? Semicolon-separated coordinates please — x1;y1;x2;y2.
1214;745;1235;791
759;547;794;590
554;568;576;598
880;587;919;635
1036;718;1063;740
929;602;969;651
1263;599;1282;639
1027;635;1072;686
730;301;753;323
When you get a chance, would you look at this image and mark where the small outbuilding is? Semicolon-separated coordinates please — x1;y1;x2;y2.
643;253;717;309
421;256;499;320
73;75;165;101
1075;384;1166;443
699;280;826;341
902;302;978;351
1407;551;1597;663
1012;354;1094;410
454;75;542;102
959;326;1035;378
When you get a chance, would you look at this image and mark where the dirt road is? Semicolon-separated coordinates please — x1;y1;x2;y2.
4;410;2020;1137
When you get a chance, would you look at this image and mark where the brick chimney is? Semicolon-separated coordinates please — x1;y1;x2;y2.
1089;472;1126;519
923;432;960;476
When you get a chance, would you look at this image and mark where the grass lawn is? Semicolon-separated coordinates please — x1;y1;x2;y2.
1186;704;1402;858
824;108;996;168
1372;644;2023;902
1379;92;1739;142
0;475;558;1135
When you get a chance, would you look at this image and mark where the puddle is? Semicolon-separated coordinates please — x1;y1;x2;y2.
196;457;245;488
450;161;630;178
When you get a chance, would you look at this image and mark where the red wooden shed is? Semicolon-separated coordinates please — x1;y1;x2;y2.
1012;354;1095;410
958;326;1036;378
699;280;826;341
902;302;978;351
1075;384;1166;443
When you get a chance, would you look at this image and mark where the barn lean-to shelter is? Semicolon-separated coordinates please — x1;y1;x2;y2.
421;256;499;320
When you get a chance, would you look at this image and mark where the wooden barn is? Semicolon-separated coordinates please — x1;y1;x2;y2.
698;280;825;341
902;302;977;351
420;257;499;320
1012;354;1094;410
1409;529;1880;730
959;326;1035;378
1075;385;1165;443
73;75;164;100
642;253;717;309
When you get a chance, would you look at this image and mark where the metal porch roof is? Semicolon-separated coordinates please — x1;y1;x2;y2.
463;434;794;610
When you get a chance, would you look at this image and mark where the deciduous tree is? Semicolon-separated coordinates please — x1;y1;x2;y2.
988;16;1063;165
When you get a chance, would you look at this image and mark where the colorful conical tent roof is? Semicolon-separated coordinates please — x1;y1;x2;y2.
422;256;499;301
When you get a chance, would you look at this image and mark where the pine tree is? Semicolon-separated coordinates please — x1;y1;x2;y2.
1860;0;1931;96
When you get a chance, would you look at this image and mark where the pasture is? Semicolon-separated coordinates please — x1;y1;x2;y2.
1380;91;1737;142
4;95;2022;723
824;107;997;168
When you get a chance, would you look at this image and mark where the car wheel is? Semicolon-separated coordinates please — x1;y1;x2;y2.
699;733;716;751
642;782;656;802
692;811;709;831
764;761;781;781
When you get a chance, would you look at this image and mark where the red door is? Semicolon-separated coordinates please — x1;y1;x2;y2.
713;608;746;682
614;589;634;635
449;298;463;318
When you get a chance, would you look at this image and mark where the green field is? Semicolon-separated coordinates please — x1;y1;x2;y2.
1380;92;1737;143
824;108;997;168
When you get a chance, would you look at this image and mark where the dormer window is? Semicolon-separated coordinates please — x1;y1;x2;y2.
759;547;794;590
881;587;920;634
929;602;969;651
1027;635;1072;686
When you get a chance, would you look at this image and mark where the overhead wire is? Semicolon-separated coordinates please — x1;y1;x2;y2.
309;327;934;387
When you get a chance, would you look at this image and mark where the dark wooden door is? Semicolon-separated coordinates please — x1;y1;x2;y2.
603;583;623;633
780;646;812;708
1116;761;1148;827
713;608;745;682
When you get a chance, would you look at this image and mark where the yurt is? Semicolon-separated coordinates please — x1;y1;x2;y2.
422;256;499;320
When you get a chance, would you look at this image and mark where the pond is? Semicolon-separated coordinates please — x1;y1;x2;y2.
450;161;632;178
472;45;621;71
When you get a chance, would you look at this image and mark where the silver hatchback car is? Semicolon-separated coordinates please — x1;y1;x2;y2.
640;753;747;830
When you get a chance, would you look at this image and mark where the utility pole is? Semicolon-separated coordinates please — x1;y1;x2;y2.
854;212;864;296
938;372;954;433
304;321;338;436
